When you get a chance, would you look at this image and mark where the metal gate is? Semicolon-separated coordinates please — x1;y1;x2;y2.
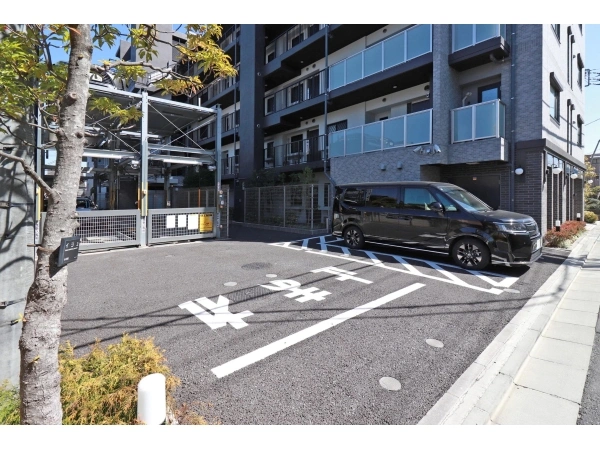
147;207;216;244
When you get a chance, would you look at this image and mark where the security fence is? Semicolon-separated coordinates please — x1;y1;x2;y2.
147;207;216;244
40;210;141;251
244;183;330;231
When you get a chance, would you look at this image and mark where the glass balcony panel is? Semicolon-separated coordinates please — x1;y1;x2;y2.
453;24;472;52
329;131;345;158
453;107;473;142
405;110;431;145
275;90;286;111
475;102;497;138
364;44;383;77
274;146;285;167
346;54;363;84
329;62;345;90
499;102;505;138
345;127;362;155
475;24;497;44
383;33;405;69
406;25;430;60
363;122;382;152
383;117;404;148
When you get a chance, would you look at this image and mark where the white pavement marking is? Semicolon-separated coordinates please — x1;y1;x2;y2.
211;283;425;378
270;237;517;295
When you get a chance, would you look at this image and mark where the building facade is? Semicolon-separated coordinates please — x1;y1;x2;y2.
190;24;586;233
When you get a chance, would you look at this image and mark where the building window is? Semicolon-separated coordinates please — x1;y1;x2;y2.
265;142;274;163
549;72;563;124
577;116;583;147
577;54;584;89
567;29;572;86
327;120;348;133
552;24;560;42
265;96;275;114
579;24;583;33
289;134;303;154
478;82;501;102
550;85;559;122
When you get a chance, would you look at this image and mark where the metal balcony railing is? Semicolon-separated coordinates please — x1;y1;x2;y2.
328;24;432;91
452;24;506;53
199;110;240;140
199;63;239;104
451;99;506;143
220;25;240;50
221;154;239;175
265;24;326;64
264;135;326;168
264;69;326;115
328;110;432;158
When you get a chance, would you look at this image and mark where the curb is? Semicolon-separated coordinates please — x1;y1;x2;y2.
418;223;600;425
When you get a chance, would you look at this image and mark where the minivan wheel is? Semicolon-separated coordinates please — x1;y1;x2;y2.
344;225;365;249
452;237;490;270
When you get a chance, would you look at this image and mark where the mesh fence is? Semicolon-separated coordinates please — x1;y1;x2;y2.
245;184;330;230
45;211;140;250
148;208;215;243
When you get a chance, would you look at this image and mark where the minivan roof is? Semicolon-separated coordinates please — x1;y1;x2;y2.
335;181;458;188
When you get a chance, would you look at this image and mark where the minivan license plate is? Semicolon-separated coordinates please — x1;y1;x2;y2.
532;238;541;252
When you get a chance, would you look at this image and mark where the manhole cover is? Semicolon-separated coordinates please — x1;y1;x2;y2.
504;288;520;294
224;282;237;287
426;339;444;348
266;274;278;278
379;377;401;391
242;262;272;270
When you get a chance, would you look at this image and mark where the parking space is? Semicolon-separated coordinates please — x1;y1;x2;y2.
62;227;567;424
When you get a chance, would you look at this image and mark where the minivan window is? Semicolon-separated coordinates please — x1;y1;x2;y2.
343;188;365;206
402;187;437;210
438;186;491;212
365;187;399;208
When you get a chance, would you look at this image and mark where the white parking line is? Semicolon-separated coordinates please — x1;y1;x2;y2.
211;283;425;378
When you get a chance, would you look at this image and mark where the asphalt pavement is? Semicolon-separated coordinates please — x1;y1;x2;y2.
61;224;581;424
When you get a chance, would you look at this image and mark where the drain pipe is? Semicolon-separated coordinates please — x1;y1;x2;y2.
509;25;516;212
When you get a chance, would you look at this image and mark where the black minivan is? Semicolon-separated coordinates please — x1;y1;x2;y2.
332;182;542;270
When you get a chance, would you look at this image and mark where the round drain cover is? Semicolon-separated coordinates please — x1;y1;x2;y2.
379;377;401;391
224;282;237;287
504;288;520;294
242;262;272;270
426;339;444;348
266;274;278;278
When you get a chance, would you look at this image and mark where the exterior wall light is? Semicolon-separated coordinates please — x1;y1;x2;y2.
588;179;594;184
552;165;562;175
514;167;524;175
570;173;578;179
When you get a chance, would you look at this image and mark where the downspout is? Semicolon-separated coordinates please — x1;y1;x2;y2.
322;25;336;187
509;24;516;212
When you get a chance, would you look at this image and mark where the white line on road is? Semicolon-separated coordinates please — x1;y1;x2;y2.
211;282;426;378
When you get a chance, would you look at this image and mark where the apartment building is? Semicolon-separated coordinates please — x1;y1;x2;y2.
193;24;586;232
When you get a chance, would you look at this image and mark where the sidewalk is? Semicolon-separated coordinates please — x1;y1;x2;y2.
419;222;600;425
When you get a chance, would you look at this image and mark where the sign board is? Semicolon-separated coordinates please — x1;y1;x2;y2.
199;213;213;233
57;236;80;267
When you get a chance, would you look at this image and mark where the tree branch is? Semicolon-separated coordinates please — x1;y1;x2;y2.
0;149;57;199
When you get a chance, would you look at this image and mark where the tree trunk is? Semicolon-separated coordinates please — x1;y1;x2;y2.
19;25;93;425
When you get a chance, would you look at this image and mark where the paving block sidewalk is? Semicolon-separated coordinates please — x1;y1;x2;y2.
419;223;600;425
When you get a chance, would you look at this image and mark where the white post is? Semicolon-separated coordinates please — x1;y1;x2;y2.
137;373;166;425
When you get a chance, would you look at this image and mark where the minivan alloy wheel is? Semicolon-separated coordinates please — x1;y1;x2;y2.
452;237;490;270
343;225;365;249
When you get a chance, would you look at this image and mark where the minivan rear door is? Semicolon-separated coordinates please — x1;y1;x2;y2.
399;187;449;249
360;186;401;240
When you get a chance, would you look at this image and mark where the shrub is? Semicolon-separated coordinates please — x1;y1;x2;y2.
0;334;210;425
584;211;598;224
0;381;20;425
544;220;586;248
585;198;600;216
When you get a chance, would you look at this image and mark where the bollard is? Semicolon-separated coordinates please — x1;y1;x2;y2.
576;213;581;221
555;219;561;232
137;373;166;425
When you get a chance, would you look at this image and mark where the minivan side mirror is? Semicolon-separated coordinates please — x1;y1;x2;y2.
429;202;444;212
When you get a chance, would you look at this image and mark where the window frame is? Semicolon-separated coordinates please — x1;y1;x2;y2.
551;24;561;42
549;72;563;125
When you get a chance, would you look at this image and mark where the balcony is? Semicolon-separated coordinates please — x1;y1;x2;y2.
198;110;240;147
264;135;326;169
263;25;326;86
328;110;432;158
451;100;505;143
263;69;327;133
327;25;433;112
449;25;510;71
221;154;239;178
198;64;239;108
220;25;240;54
